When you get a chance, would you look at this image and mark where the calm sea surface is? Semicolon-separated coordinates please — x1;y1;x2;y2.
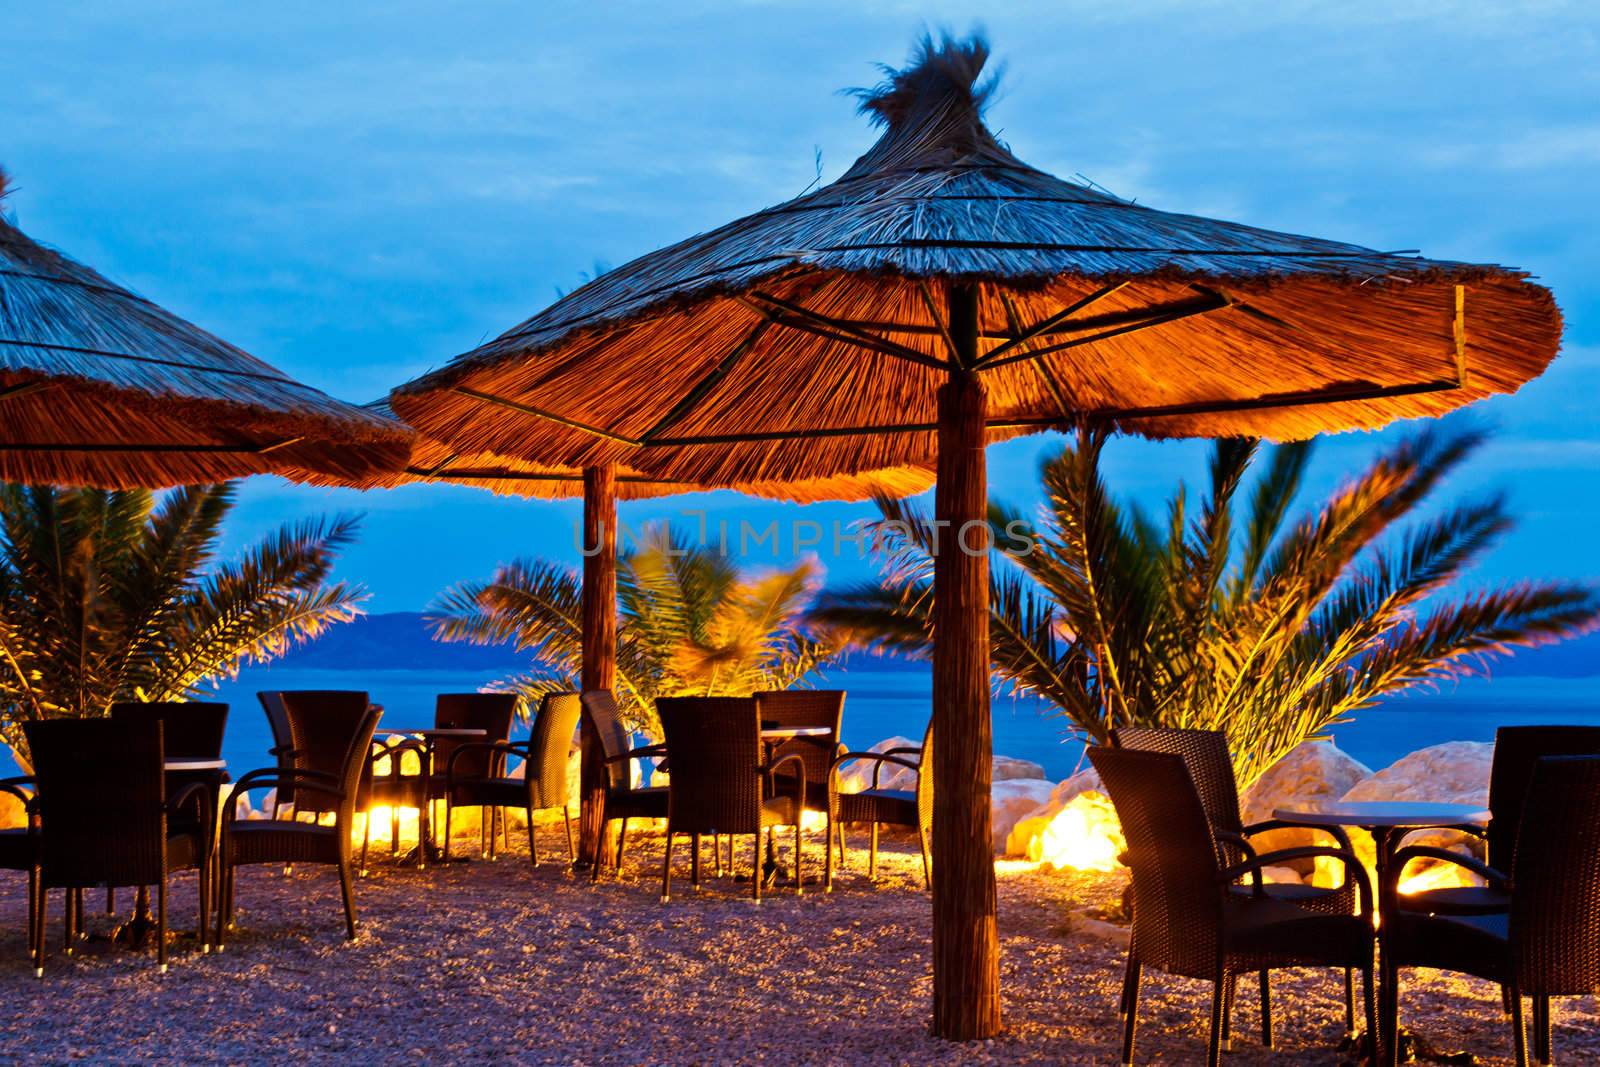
166;666;1600;782
6;666;1594;780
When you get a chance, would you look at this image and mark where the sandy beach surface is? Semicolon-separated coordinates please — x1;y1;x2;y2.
2;828;1593;1064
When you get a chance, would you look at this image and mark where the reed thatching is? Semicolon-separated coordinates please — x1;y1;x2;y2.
306;401;931;503
392;36;1561;489
0;168;411;488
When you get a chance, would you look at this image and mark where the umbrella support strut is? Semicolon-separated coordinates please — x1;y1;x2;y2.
577;462;618;869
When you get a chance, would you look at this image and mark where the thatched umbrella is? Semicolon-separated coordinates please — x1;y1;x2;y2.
0;170;410;488
392;37;1562;1039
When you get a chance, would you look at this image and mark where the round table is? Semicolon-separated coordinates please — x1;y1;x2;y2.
1272;800;1490;1060
373;727;488;868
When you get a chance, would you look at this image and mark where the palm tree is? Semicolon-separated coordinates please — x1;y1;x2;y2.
0;483;364;767
430;524;837;738
811;425;1599;786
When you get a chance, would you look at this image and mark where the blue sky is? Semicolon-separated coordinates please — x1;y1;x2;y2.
5;2;1598;611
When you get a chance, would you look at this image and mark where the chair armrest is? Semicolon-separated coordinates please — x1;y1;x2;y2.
223;768;343;827
601;743;667;766
828;750;921;793
1242;818;1355;853
445;740;529;784
882;746;923;760
1391;822;1487;853
1215;830;1264;894
1219;846;1375;919
1385;845;1508;903
766;753;808;815
0;775;36;816
268;744;297;759
367;736;428;776
165;781;215;837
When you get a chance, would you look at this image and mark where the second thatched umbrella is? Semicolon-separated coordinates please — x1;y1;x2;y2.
392;37;1563;1039
0;170;410;488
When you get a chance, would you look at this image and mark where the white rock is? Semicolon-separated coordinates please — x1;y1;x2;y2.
1240;740;1372;867
1002;768;1103;858
1341;741;1492;807
990;778;1057;853
992;755;1047;782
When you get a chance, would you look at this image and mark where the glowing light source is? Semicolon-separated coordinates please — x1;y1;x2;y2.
1027;792;1126;872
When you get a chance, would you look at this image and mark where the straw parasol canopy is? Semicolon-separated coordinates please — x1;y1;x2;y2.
0;169;411;488
391;34;1564;1041
305;401;932;503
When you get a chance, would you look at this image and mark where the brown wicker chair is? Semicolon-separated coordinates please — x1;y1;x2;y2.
256;691;294;818
581;690;668;881
656;696;805;903
1382;755;1600;1067
1396;724;1600;919
1;776;39;970
25;719;213;976
1112;726;1362;1045
1089;745;1376;1067
825;720;932;891
443;692;580;865
216;704;380;948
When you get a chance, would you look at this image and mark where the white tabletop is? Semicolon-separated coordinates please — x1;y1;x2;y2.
165;758;226;771
1273;800;1489;828
761;726;831;739
375;727;488;738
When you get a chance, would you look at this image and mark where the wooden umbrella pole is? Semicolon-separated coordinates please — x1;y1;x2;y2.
931;282;1001;1040
578;462;618;867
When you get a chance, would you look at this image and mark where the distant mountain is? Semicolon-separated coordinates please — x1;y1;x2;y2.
280;612;527;672
277;612;1600;678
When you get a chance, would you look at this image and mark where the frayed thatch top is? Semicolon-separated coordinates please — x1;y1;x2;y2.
392;34;1562;489
294;401;931;504
0;175;411;488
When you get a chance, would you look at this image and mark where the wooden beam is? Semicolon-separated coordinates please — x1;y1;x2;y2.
1097;377;1460;422
640;321;772;442
1454;285;1469;387
978;282;1127;365
452;387;641;447
916;280;960;366
999;291;1073;418
743;291;951;371
646;413;1063;447
0;381;53;403
976;295;1233;371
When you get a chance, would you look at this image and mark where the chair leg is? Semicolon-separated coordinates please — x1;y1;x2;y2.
751;834;763;903
32;885;47;978
1345;966;1358;1037
1258;970;1272;1048
1118;946;1138;1019
1363;962;1378;1065
338;858;358;941
691;834;701;888
361;812;373;876
824;813;835;892
616;819;629;877
105;886;115;916
918;826;931;891
198;852;211;953
487;807;498;862
793;822;803;896
63;886;76;956
1510;986;1529;1067
1380;956;1400;1067
562;808;575;861
1121;957;1141;1066
660;832;674;903
1221;974;1235;1053
868;822;879;881
527;806;539;866
443;801;454;863
591;820;608;883
156;878;168;974
1534;995;1551;1065
1207;971;1229;1067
